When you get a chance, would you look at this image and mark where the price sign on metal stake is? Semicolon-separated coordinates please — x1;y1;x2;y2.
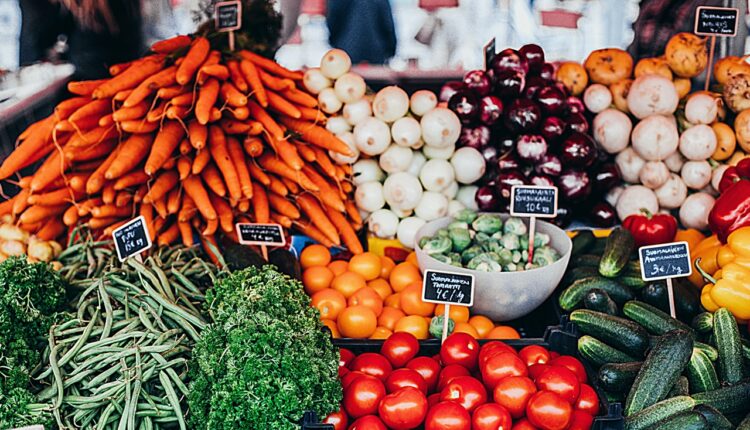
694;6;739;90
113;216;152;262
215;0;242;50
422;269;474;343
510;185;558;265
639;241;693;318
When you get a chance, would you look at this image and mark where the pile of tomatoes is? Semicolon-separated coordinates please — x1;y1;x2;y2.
300;244;520;340
324;332;598;430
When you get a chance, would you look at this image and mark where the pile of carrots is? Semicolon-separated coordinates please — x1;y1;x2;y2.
0;34;364;255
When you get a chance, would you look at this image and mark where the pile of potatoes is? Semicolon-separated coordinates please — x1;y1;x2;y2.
0;215;62;267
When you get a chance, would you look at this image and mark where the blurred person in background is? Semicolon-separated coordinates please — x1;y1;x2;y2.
19;0;144;79
327;0;397;64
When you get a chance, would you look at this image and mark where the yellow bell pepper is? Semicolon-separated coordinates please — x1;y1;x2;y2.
689;235;722;287
697;227;750;319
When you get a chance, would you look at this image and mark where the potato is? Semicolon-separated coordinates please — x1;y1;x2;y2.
0;224;29;242
584;48;634;85
28;241;53;262
665;33;708;78
1;240;26;256
734;109;750;152
556;62;588;96
712;122;737;161
634;57;673;80
723;73;750;113
609;79;632;113
714;56;750;85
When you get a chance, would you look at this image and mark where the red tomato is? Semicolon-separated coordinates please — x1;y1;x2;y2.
472;403;512;430
424;400;472;430
574;384;599;416
343;375;386;418
339;366;350;379
381;332;420;367
378;387;428;430
549;356;587;383
535;366;580;404
526;391;572;430
493;375;537;419
566;410;594;430
386;368;428;394
427;393;441;408
550;351;560;359
341;371;366;389
323;406;348;430
439;375;487;413
438;364;471;391
528;363;550;381
479;341;517;368
406;356;441;393
512;418;539;430
349;353;393;381
348;415;387;430
519;345;551;367
481;352;528;389
440;333;480;370
340;348;356;369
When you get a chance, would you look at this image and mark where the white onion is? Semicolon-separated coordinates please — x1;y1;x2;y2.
419;159;455;191
329;132;359;164
422;143;455;160
414;191;449;221
397;217;426;248
373;86;410;122
410;139;425;150
343;99;372;126
639;161;670;189
664;151;685;173
391;117;422;147
320;49;351;79
410;90;438;116
355;181;386;212
451;147;486;184
615;147;646;183
447;199;466;216
407;151;427;176
353;117;391;156
379;145;414;174
326;116;351;135
391;207;413;218
685;92;719;124
605;186;624;207
368;209;399;238
631;115;679;161
592;109;632;154
334;72;366;104
441;181;459;199
318;88;343;114
352;159;384;186
679;124;717;160
383;172;423;210
626;74;679;119
420;107;461;148
655;174;688;209
681;160;712;190
615;185;659;220
679;192;715;230
583;84;612;113
302;68;331;95
456;186;479;210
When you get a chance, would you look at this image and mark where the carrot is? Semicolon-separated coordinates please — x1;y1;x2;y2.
247;100;284;140
63;205;79;226
114;170;149;190
297;193;340;245
179;138;192;156
166;187;181;215
114;90;132;102
236;199;249;213
156;221;180;246
140;203;156;241
146;101;168;123
37;217;66;241
341;181;352;193
279;117;353;156
92;204;133;218
227;60;248;92
251;182;270;223
267;91;301;118
258;154;317;190
67;79;109;96
153;216;167;235
88;216;123;230
326;205;363;254
30;150;71;192
267;175;288;196
239;50;303;80
112;101;149;122
345;200;362;225
101;219;128;237
200;64;230;81
248;161;271;186
195;78;220;125
311;146;337;179
105;134;154;179
178;220;193;246
65;137;117;162
176;37;210;85
201;163;227;197
258;68;295;91
227;136;253;199
144;170;179;203
207;193;233;233
334;165;346;182
54;98;89;120
115;191;133;208
208;126;242;201
179;195;196;222
19;204;68;224
0;116;55;179
239;60;267;107
183;175;217;220
302;165;345;212
109;61;131;76
192;148;211;175
12;189;30;216
151;35;192;54
98;114;114;127
152;194;168;219
166;105;190;120
221;81;247;107
77;198;102;216
0;196;15;216
219;119;255;134
281;176;299;194
293;221;335;248
67;125;117;148
68;172;92;194
243;136;264;157
144;121;185;175
209;107;222;122
297;144;316;163
230;106;250;121
28;188;84;206
70;98;111;122
297;106;326;122
187;121;208;149
85;146;121;194
281;87;318;108
268;193;301;219
270;136;304;171
271;212;293;228
157;85;186;99
93;55;165;99
120;120;159;134
123;65;178;107
55;116;97;133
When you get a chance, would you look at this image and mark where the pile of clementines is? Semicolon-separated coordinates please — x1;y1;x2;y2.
300;244;520;340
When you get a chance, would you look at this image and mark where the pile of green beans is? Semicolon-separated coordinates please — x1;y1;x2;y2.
36;239;223;430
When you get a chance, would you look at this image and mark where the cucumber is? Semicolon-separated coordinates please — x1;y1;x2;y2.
559;276;634;311
597;361;641;393
668;375;689;397
656;411;709;430
578;335;637;367
713;308;744;384
624;330;693;416
623;395;695;430
590;237;608;254
692;382;750;415
694;342;719;362
694;404;734;430
599;228;634;278
571;230;596;256
573;254;601;268
638;280;701;320
739;411;750;430
570;309;649;356
743;339;750;361
687;348;720;394
692;312;714;334
622;300;693;335
625;260;641;274
618;274;647;289
583;289;618;315
562;266;598;285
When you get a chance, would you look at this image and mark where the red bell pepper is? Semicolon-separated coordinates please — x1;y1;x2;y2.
709;179;750;243
622;209;678;247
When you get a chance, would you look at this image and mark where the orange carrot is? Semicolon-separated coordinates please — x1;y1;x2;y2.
219;119;255;134
63;205;79;226
120;120;159;134
151;35;192;54
281;177;299;194
227;136;253;199
326;205;363;254
56;116;99;133
208;192;234;233
115;191;133;208
268;193;300;219
179;138;192;156
153;215;166;234
243;136;264;157
302;165;345;212
258;68;294;91
183;175;217;220
93;55;165;99
269;136;304;171
208;126;242;201
247;100;284;140
162;156;176;170
105;134;154;179
279;117;353;156
166;105;190;120
230;106;250;121
178;220;193;246
109;61;131;76
221;81;247;107
0;116;55;179
248;161;271;186
345;200;362;226
122;64;178;107
157;85;186;99
86;146;121;194
0;196;15;216
297;106;326;122
297;144;316;162
227;60;248;92
30;150;71;192
69;99;111;123
157;222;180;246
114;170;149;190
192;148;211;175
101;219;129;237
114;90;132;102
98;114;114;127
195;78;220;125
152;194;168;219
297;193;340;245
239;50;303;80
271;212;293;228
67;79;109;96
77;198;102;216
239;59;267;107
209;107;222;122
144;121;185;175
88;216;123;230
19;204;68;224
54;98;89;120
68;172;92;194
176;37;210;85
171;92;194;106
311;146;337;179
267;175;288;196
251;182;270;223
112;101;149;122
175;157;190;180
187;121;208;149
65;137;117;162
67;125;117;148
144;170;179;203
293;221;335;248
281;87;318;108
37;217;66;241
267;91;301;118
341;181;353;193
199;234;222;266
92;204;133;218
28;188;83;206
166;187;181;214
12;189;30;216
258;154;317;190
146;101;168;123
200;64;230;81
238;199;250;213
201;163;227;197
179;195;196;222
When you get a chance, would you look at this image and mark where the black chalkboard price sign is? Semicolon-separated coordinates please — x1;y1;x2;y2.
638;241;692;282
694;6;739;37
510;185;558;218
112;216;152;261
215;0;242;32
236;223;286;247
422;270;475;306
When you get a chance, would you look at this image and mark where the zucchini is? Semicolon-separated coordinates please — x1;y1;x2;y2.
571;230;596;256
687;348;720;394
578;335;637;367
624;330;693;416
559;276;634;311
694;404;734;430
573;254;601;268
583;289;618;315
622;300;693;335
599;228;634;278
570;309;649;356
656;411;709;430
623;395;695;430
692;382;750;415
692;312;714;334
694;341;719;362
668;375;689;397
713;308;744;384
562;266;599;286
597;361;641;393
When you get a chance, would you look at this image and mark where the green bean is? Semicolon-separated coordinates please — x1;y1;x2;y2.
96;402;117;430
149;353;189;396
83;364;121;390
145;304;169;332
117;359;131;430
47;330;65;414
99;279;114;340
142;416;153;430
127;349;142;430
159;370;186;430
138;306;156;332
149;260;176;303
58;308;99;366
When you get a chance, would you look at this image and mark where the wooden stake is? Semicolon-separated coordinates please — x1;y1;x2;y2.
442;304;450;344
666;278;677;318
705;35;717;91
229;31;235;51
527;216;537;265
261;244;268;262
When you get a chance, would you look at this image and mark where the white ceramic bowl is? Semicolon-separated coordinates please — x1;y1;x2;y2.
414;214;572;321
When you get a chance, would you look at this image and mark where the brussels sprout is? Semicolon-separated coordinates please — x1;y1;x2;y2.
422;236;452;255
486;252;502;263
512;250;522;263
474;232;492;251
436;228;449;238
454;209;478;224
448;221;469;230
491;231;504;240
467;254;503;272
505;263;518;272
431;253;452;264
533;246;560;266
461;245;483;264
520;233;551;249
496;248;514;265
522;250;529;261
525;263;540;270
472;214;503;234
503;217;527;235
447;252;463;267
449;227;472;252
430;315;455;338
501;233;521;250
418;236;431;249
